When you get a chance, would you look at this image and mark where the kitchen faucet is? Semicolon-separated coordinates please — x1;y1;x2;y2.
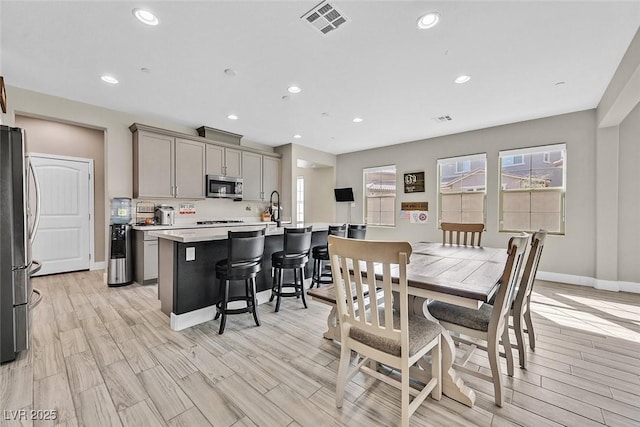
269;190;281;226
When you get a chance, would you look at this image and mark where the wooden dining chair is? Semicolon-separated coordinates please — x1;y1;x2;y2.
441;222;484;246
512;230;547;368
328;236;442;427
427;234;529;407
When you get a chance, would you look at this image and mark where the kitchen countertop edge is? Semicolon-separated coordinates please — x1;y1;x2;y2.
149;223;334;243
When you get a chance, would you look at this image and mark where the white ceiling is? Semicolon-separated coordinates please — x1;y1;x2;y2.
1;1;639;155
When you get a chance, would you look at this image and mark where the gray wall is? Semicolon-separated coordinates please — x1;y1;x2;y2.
336;110;597;279
618;101;640;282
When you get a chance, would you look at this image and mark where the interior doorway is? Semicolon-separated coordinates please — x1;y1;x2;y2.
29;154;94;276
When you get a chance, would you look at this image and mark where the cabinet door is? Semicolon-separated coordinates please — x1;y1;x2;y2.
262;156;281;201
143;240;158;281
225;148;242;177
242;151;263;201
135;131;174;198
175;138;206;198
205;144;224;176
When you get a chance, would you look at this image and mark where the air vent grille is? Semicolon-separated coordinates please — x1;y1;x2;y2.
301;1;348;35
432;115;453;123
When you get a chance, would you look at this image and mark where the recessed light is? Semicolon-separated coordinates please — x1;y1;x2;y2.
417;12;440;29
227;114;238;120
293;134;302;139
101;75;118;84
287;86;301;94
353;117;363;123
224;68;237;77
132;9;159;26
454;75;471;84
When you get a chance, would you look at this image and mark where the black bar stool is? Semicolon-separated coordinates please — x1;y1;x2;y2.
348;224;367;239
311;224;346;288
214;229;265;334
270;226;312;312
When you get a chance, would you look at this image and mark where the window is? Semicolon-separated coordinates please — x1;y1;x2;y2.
456;160;471;173
438;154;486;225
364;165;396;226
502;155;524;167
499;144;566;234
296;176;304;224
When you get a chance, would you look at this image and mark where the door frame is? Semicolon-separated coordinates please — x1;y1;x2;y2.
28;153;98;271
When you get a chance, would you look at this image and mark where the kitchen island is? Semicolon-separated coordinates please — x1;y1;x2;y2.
150;224;332;330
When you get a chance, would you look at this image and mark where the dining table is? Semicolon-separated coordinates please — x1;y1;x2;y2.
308;241;508;407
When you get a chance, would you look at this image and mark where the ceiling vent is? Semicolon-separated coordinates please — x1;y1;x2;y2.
432;115;453;123
301;1;348;35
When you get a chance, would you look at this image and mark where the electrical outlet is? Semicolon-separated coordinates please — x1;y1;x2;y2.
351;202;356;208
186;247;196;262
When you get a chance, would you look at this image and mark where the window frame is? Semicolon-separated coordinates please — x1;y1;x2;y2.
363;164;397;227
498;143;566;235
437;153;487;227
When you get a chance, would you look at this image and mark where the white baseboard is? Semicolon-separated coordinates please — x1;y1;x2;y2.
537;271;640;294
91;261;106;271
171;306;216;331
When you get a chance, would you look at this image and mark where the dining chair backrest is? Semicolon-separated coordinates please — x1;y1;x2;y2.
347;224;367;239
441;222;484;246
226;229;266;271
514;230;547;309
284;226;313;255
328;235;413;353
328;224;347;237
489;234;529;338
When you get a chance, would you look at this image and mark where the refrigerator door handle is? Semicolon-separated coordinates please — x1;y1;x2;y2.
28;157;41;244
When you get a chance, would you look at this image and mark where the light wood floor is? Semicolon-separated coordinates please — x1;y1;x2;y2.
1;271;640;427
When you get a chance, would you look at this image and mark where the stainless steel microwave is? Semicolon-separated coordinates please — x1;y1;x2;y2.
206;175;243;200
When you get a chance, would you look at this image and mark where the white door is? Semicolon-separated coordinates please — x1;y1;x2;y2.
30;155;91;276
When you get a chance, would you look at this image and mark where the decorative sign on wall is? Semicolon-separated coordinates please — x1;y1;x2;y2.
399;202;429;224
179;203;196;215
403;171;425;193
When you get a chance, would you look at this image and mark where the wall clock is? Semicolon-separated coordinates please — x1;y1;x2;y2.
0;76;6;114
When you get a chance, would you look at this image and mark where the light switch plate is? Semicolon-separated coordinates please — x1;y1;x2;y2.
186;247;196;262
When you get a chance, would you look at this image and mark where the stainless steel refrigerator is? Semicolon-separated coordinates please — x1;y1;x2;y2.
0;125;41;363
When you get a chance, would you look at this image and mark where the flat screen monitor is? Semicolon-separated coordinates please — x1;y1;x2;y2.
334;187;355;202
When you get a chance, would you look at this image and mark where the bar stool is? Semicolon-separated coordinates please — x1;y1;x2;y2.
347;224;367;239
214;229;265;334
270;226;313;312
311;224;346;288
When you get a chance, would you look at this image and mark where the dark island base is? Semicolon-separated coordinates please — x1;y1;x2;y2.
159;230;328;328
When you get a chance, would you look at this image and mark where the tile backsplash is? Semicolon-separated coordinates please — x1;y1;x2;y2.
133;198;270;224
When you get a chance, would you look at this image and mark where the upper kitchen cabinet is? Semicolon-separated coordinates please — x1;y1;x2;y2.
174;138;206;198
133;130;174;198
242;151;262;201
242;152;281;201
205;145;242;177
132;125;205;199
263;156;281;200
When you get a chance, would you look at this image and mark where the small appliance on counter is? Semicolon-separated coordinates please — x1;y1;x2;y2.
155;205;175;226
135;201;155;225
108;197;133;287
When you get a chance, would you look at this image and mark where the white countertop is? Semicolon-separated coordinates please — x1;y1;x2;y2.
132;221;273;231
149;223;333;243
